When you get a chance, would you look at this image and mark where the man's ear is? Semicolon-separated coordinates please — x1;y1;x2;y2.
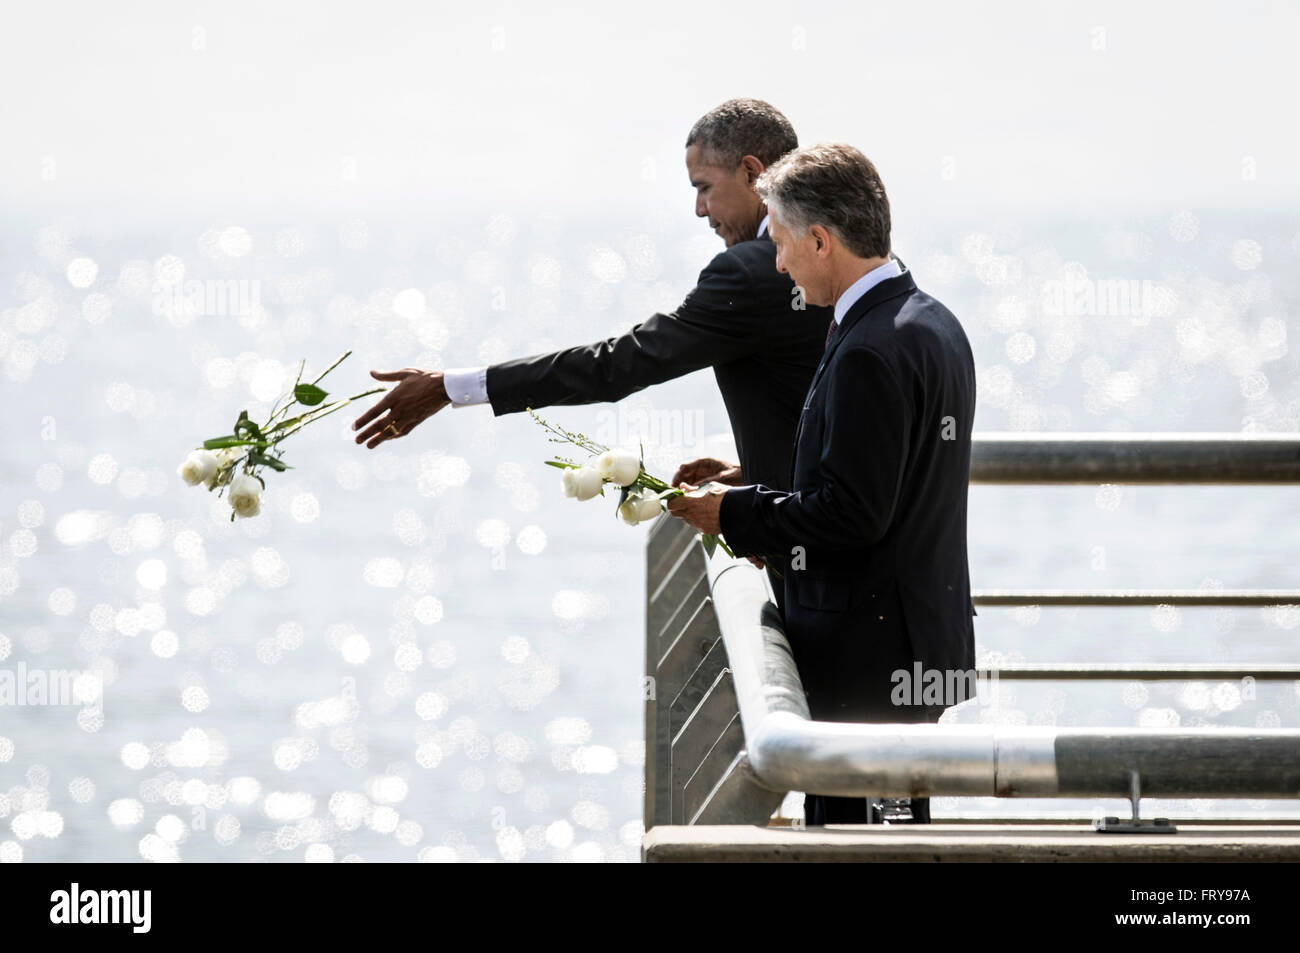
740;154;765;185
810;224;833;256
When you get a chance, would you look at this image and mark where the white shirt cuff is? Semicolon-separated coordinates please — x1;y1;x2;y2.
443;366;489;406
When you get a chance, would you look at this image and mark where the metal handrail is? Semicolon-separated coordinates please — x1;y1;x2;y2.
706;552;1300;800
973;589;1300;606
982;663;1300;680
970;432;1300;483
643;435;1300;823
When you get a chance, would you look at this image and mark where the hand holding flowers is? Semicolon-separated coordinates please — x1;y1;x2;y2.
530;409;734;556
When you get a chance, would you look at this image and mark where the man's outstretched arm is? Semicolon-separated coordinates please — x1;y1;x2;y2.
353;248;763;448
484;248;760;414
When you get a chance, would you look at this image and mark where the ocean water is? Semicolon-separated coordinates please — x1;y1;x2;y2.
2;205;1300;862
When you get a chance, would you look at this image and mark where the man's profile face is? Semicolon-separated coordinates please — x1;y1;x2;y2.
769;215;829;307
685;143;764;247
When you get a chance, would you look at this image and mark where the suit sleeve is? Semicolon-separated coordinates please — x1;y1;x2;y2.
484;249;762;414
718;345;910;556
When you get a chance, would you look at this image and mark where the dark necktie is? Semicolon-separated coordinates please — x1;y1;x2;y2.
824;317;840;351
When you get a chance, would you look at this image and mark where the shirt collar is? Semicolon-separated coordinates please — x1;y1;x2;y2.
756;213;770;238
833;258;904;324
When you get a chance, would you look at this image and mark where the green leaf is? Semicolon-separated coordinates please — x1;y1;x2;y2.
234;411;264;441
203;436;259;449
248;452;291;471
701;534;718;558
294;383;329;406
543;460;576;470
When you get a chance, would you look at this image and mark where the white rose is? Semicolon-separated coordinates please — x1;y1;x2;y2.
178;450;218;487
204;447;245;488
618;490;664;525
214;446;244;467
562;466;604;501
595;449;641;487
228;473;263;518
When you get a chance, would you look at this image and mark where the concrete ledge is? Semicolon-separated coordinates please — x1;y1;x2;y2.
642;824;1300;862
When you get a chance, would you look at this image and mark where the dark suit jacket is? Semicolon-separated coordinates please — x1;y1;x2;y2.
718;271;977;722
484;232;832;495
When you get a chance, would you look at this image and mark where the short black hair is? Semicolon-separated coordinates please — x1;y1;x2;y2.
685;99;798;169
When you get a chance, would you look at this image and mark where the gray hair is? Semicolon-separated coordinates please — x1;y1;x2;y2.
755;143;891;259
685;99;798;169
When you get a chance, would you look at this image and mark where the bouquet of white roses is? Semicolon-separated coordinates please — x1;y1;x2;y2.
529;408;734;557
178;350;385;521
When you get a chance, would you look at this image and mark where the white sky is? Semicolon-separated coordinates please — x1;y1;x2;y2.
3;0;1298;221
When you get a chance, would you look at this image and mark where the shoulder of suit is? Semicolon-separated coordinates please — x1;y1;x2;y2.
843;283;966;357
843;275;917;319
698;238;782;294
838;283;918;344
708;234;775;272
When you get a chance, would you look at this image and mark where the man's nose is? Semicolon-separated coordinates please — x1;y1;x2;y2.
694;195;707;218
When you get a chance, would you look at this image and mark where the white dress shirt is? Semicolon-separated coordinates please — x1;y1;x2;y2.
833;258;903;326
443;365;489;406
445;211;777;408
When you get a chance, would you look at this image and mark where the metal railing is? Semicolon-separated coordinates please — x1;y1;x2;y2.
642;434;1300;827
970;432;1300;483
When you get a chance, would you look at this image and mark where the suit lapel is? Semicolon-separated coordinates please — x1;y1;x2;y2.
788;271;916;484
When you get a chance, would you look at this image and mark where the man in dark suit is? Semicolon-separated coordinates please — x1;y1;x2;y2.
669;143;977;826
352;99;831;599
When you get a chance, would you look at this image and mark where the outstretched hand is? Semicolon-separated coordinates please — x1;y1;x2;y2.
352;368;450;448
671;456;742;487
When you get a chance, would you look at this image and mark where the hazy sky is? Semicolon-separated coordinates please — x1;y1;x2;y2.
3;0;1298;222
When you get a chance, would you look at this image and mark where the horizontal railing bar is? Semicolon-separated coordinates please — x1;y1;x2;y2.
986;663;1300;680
767;817;1300;826
706;554;1300;799
974;589;1300;606
931;817;1300;824
971;432;1300;484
